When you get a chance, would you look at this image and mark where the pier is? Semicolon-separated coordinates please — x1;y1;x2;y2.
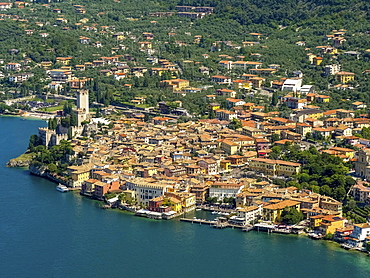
180;218;216;225
180;218;253;230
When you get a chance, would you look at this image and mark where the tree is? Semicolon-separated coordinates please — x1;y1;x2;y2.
229;118;242;130
271;133;280;142
67;127;73;140
347;199;357;210
280;207;304;224
271;91;278;106
324;233;334;240
48;163;58;173
320;184;332;196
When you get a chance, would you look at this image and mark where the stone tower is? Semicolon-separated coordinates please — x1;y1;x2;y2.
76;89;89;126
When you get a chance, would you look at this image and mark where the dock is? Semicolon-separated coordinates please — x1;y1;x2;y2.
180;218;253;230
180;218;216;225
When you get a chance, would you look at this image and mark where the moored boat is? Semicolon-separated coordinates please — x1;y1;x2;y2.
56;184;69;192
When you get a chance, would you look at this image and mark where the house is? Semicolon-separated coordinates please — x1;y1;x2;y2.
310;215;345;235
290;109;323;123
126;179;172;206
4;63;21;71
67;164;93;187
248;158;301;176
138;41;152;49
335;71;355;83
263;200;301;222
48;69;73;83
8;72;34;83
282;78;302;92
324;64;341;75
215;110;237;122
220;139;239;155
219;60;232;70
281;131;302;143
316;95;330;103
211;75;232;84
284;97;307;109
232;206;262;225
352;101;367;110
190;184;210;204
351;182;370;202
198;159;218;175
295;123;312;138
226;98;245;108
0;2;12;10
313;57;323;65
250;77;265;88
94;181;120;200
79;36;90;44
312;127;334;139
216;89;236;98
350;223;370;241
114;72;126;80
112;32;125;40
344;51;361;59
232;79;252;90
56;57;72;65
334;126;352;138
160;79;189;91
209;182;244;201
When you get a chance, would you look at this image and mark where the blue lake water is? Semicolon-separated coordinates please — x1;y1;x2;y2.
0;116;369;278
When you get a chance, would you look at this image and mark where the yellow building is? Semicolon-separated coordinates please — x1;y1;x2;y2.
313;57;323;65
160;79;190;91
316;95;330;103
263;200;301;222
248;158;301;177
56;57;72;65
310;215;345;235
207;103;220;111
250;77;265;88
67;164;93;187
335;71;355;83
220;140;239;155
165;197;182;213
175;192;196;212
233;79;252;90
220;160;231;171
328;147;355;159
70;169;90;187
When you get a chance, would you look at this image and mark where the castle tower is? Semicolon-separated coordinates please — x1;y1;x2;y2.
77;89;89;112
76;89;90;126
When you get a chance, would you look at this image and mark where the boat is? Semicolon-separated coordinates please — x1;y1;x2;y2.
56;184;69;192
196;208;202;211
211;211;218;214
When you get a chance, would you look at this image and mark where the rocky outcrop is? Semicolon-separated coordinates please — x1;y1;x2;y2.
29;164;48;176
6;158;31;168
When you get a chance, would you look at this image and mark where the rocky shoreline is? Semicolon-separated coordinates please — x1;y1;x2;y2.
6;158;32;168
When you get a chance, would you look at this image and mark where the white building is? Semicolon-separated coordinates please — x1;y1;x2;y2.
282;78;302;92
351;223;370;241
126;179;172;206
324;64;341;76
209;183;244;201
230;205;263;225
299;85;315;94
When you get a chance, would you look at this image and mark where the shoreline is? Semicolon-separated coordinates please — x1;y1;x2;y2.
0;112;55;120
35;170;369;256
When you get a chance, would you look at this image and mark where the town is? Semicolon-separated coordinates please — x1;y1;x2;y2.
0;1;370;255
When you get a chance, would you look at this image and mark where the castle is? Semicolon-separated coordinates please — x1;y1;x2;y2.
39;90;90;147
